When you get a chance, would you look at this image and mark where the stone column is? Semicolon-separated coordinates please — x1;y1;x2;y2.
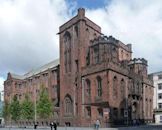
82;78;85;117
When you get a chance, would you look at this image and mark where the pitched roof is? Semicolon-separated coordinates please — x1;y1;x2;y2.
10;59;59;80
10;73;24;80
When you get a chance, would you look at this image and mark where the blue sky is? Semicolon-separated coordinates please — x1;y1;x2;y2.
66;0;109;9
0;0;162;90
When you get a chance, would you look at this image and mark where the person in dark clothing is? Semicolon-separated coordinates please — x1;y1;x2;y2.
34;122;38;129
53;122;57;130
50;122;54;130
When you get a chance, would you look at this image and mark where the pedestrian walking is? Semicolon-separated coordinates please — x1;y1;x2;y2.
34;122;38;129
50;122;54;130
53;121;57;130
95;119;100;130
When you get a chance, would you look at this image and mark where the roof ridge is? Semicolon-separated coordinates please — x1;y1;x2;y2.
10;59;59;80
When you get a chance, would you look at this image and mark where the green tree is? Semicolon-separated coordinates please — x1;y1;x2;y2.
21;94;34;120
2;101;10;120
37;85;52;119
10;95;21;121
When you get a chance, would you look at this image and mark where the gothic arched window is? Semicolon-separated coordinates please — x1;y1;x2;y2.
97;76;102;97
64;95;73;115
64;31;71;73
86;79;91;96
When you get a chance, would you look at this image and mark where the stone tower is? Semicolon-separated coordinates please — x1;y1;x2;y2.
59;8;102;126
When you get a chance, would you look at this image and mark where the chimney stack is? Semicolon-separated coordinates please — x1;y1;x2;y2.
78;8;85;18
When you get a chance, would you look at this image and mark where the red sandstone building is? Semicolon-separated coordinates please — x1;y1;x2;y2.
4;8;153;127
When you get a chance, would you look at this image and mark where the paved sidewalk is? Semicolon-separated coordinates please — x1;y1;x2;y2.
2;124;162;130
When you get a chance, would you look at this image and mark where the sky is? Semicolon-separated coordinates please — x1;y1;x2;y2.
0;0;162;91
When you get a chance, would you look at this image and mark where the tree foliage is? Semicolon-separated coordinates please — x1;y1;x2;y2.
37;85;52;119
2;101;10;120
10;95;21;121
21;94;34;120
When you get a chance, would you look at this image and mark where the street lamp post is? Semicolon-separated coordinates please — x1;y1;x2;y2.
126;98;128;126
34;84;37;126
9;91;11;129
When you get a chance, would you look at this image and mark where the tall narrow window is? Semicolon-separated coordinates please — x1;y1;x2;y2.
137;82;140;93
75;26;78;37
68;50;71;72
64;51;68;72
97;76;102;97
64;95;73;115
112;46;118;63
121;50;124;60
64;32;71;73
86;79;91;96
86;49;90;66
120;79;125;98
94;45;99;64
113;76;118;98
132;84;135;94
75;60;79;72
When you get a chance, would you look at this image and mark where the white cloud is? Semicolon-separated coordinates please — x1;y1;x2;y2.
0;0;72;77
0;77;4;91
86;0;162;73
